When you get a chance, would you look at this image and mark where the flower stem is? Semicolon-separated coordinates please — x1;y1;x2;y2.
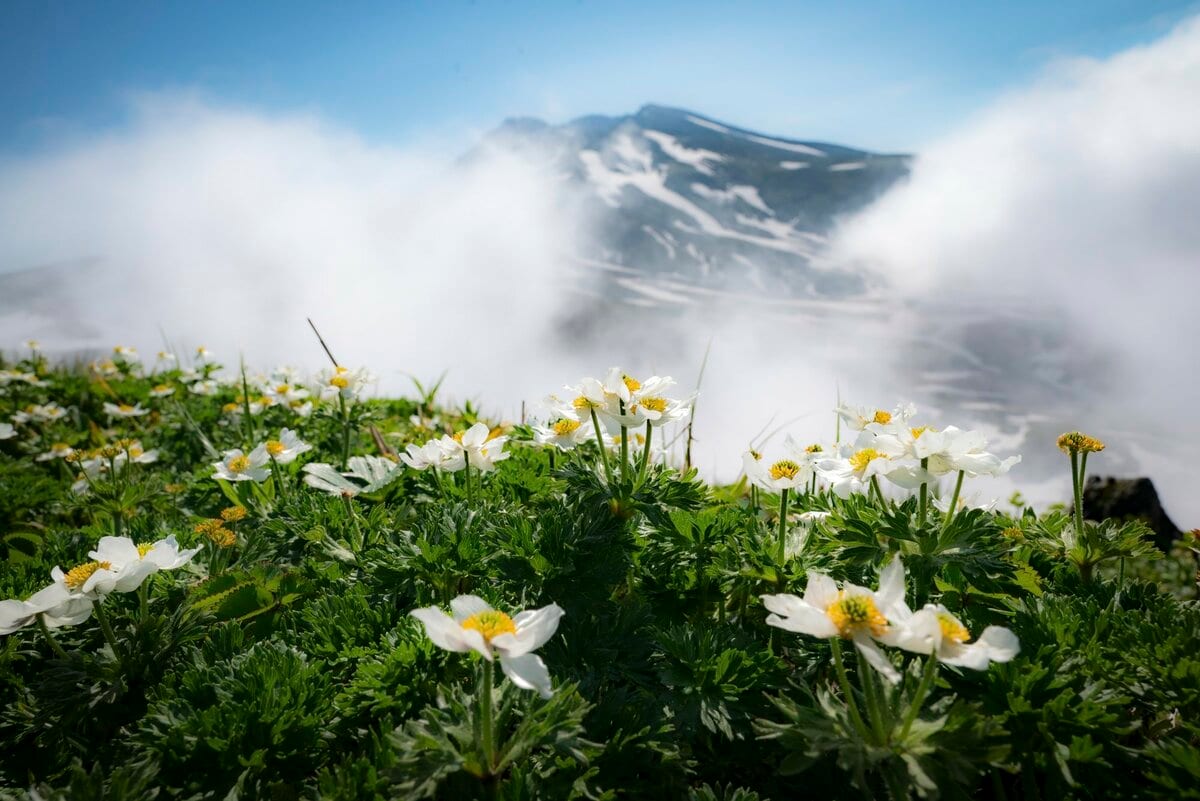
870;475;885;506
92;602;121;660
464;462;474;505
830;638;870;739
942;470;965;532
341;493;365;549
37;614;70;660
918;458;929;525
138;580;150;623
857;650;889;745
590;408;613;484
636;422;653;484
1072;451;1087;540
480;659;496;774
269;454;288;502
338;395;351;471
899;654;939;740
777;488;790;564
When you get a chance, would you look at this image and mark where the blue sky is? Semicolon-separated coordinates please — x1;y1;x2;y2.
2;0;1196;154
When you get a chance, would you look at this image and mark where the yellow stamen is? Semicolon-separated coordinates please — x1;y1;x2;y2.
136;543;154;558
63;561;111;590
1056;431;1106;454
227;455;250;473
276;384;290;393
118;404;134;413
462;609;517;641
749;449;762;461
640;397;667;413
221;506;247;522
222;402;240;414
805;443;823;454
330;376;349;389
572;395;597;410
622;375;641;392
487;426;505;441
552;419;581;436
850;448;884;473
936;612;971;644
910;426;929;439
266;440;285;456
769;459;800;480
873;410;892;424
826;592;889;638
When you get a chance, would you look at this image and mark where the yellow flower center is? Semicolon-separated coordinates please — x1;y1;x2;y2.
462;610;517;642
276;384;290;393
805;443;823;454
769;459;800;480
487;426;505;441
221;505;247;522
266;440;285;456
936;612;971;644
572;396;597;410
330;376;349;389
452;432;464;444
552;419;581;436
64;561;111;590
128;446;143;458
228;455;250;473
622;375;641;392
52;442;70;452
153;384;171;393
910;426;929;439
118;404;134;413
826;593;889;638
1056;431;1106;454
136;543;154;558
223;402;240;414
849;448;884;473
641;397;667;413
873;410;892;424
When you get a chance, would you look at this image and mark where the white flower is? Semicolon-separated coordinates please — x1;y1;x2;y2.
34;403;67;422
410;595;564;698
263;428;312;464
155;350;177;366
837;402;916;433
212;446;271;482
88;535;201;593
103;402;149;419
116;440;158;466
816;431;927;498
50;560;123;600
113;345;138;360
743;448;814;492
762;557;915;683
195;346;215;364
189;379;219;396
896;604;1020;670
288;400;314;417
302;456;403;496
319;365;373;402
24;339;40;351
0;583;94;635
913;426;1021;478
0;423;14;440
455;422;510;473
400;437;461;471
534;417;595;451
149;384;176;398
36;442;75;461
933;492;998;515
264;381;309;405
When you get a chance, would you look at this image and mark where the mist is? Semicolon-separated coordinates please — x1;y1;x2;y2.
2;15;1200;526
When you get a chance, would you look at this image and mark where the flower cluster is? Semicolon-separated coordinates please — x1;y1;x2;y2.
0;535;199;635
763;556;1019;683
400;421;510;473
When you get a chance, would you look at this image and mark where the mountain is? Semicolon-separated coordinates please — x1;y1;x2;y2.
476;104;911;299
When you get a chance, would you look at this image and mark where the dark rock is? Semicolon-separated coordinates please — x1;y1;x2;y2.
1081;476;1182;552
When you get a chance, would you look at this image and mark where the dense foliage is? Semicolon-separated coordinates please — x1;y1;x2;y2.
0;346;1196;800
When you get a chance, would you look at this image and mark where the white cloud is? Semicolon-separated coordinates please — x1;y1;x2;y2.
830;14;1200;523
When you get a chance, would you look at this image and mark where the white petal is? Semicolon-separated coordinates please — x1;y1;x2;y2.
449;595;493;623
803;573;839;609
91;536;140;566
495;603;564;657
875;556;906;610
977;625;1020;663
764;606;838;638
937;640;992;671
409;607;473;653
0;599;32;634
500;652;554;698
853;634;901;684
